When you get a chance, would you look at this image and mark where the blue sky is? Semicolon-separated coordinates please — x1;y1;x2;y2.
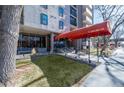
93;9;103;24
93;6;124;39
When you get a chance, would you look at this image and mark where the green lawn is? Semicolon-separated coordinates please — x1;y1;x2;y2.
16;55;92;87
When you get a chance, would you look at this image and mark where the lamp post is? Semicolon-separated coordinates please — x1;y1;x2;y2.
97;37;99;63
88;38;91;64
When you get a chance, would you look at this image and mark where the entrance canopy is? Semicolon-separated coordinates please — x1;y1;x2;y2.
56;21;112;40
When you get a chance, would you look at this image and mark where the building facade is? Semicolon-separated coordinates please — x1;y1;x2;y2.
82;5;93;49
18;5;93;54
18;5;70;54
67;5;93;50
0;5;92;54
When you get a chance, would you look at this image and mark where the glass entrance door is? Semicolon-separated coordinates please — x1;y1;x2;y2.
17;33;47;54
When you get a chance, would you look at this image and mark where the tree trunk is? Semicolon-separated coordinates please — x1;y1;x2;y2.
0;6;23;87
100;36;110;56
100;36;106;55
114;40;118;48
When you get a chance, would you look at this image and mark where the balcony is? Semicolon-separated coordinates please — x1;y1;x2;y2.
83;19;92;25
87;5;92;11
83;8;92;18
86;8;92;16
86;16;92;24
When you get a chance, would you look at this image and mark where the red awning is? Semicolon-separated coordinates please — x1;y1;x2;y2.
56;21;112;40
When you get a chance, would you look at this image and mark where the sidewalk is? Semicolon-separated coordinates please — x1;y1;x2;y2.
80;56;124;87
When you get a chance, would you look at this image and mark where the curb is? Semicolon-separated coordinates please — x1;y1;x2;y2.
72;63;102;87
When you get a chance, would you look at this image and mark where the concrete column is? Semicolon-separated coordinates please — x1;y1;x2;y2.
77;39;82;50
75;39;82;52
50;33;54;53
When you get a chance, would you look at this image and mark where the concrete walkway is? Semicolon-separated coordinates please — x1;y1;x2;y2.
80;56;124;87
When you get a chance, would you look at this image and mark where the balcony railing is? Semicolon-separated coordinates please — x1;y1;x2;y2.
87;5;92;11
83;8;92;19
86;8;92;17
86;16;92;24
83;20;92;25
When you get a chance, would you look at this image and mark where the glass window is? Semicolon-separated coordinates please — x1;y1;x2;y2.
40;13;48;25
70;16;77;26
70;6;77;17
73;5;77;8
0;6;2;19
40;5;48;9
58;7;64;17
59;21;64;29
22;34;30;48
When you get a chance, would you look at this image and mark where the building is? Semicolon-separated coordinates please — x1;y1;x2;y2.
0;5;93;54
67;5;93;50
19;5;93;54
18;5;70;54
82;5;93;49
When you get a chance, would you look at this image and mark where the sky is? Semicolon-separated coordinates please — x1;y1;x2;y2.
93;6;124;39
93;7;103;24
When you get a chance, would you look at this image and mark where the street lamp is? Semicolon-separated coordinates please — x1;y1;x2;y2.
96;37;99;63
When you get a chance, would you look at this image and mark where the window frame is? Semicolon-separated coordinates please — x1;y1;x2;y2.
40;13;48;25
70;6;77;17
70;16;77;26
59;21;64;29
58;7;64;17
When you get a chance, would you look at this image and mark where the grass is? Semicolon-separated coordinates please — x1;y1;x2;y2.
32;55;93;87
15;55;92;87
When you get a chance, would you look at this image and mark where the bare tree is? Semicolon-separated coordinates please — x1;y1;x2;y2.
0;5;23;86
112;27;124;47
95;5;124;54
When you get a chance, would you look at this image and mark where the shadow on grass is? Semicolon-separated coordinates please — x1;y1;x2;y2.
31;54;93;87
23;76;45;87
